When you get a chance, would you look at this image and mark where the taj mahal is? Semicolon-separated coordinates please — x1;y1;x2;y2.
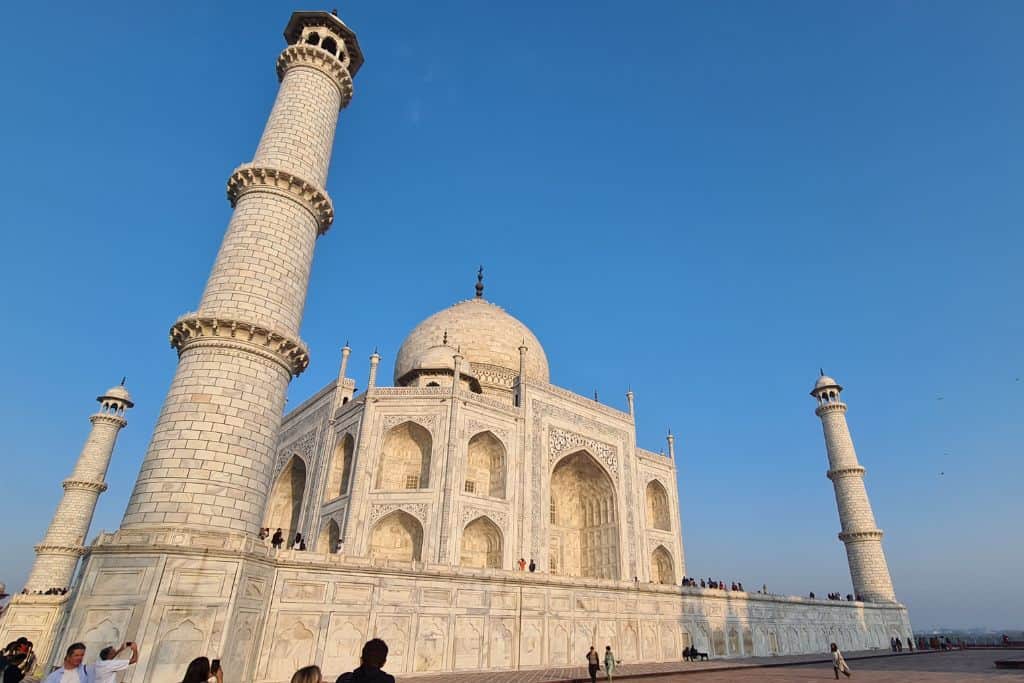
0;10;911;681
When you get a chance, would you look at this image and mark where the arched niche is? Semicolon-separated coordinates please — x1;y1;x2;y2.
650;545;675;585
325;433;355;501
645;479;671;531
465;431;506;498
369;510;423;562
460;516;502;568
375;421;431;491
318;518;340;553
549;450;620;580
265;455;306;542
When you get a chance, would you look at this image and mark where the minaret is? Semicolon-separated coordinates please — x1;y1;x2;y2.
367;349;381;390
811;372;896;603
119;13;363;535
25;382;133;592
666;429;675;459
625;388;635;418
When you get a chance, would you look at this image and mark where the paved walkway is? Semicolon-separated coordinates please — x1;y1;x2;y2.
398;650;1024;682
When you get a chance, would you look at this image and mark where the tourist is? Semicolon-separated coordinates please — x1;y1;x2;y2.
896;636;903;652
682;645;692;661
291;665;323;683
336;638;395;682
518;558;526;571
528;559;536;573
335;539;344;554
603;645;617;681
585;646;600;683
298;539;307;551
293;533;304;550
42;643;87;683
92;641;139;683
179;656;222;683
258;528;269;540
700;579;706;588
3;650;26;683
272;529;284;550
830;643;851;679
809;591;815;599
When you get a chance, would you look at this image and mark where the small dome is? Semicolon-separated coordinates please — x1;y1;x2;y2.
812;372;842;395
395;298;549;392
99;383;134;406
410;344;476;378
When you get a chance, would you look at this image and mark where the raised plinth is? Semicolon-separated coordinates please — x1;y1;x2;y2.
169;314;310;377
227;164;334;234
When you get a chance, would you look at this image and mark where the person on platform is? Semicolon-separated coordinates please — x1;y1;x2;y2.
92;641;139;683
271;529;284;550
585;646;600;683
830;643;851;679
336;638;395;683
604;645;617;681
42;643;88;683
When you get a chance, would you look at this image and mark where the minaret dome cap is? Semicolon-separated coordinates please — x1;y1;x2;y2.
98;383;134;407
283;11;365;76
811;372;842;395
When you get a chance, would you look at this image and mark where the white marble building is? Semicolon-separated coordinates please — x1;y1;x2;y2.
0;10;911;682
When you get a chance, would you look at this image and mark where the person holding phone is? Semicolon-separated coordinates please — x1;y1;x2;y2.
93;641;139;683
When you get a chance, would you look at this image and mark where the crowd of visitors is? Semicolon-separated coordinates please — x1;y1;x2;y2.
5;635;397;683
19;587;68;596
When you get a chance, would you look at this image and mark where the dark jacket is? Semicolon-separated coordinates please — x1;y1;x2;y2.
336;666;396;683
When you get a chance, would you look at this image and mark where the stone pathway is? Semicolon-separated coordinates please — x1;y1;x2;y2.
397;650;1024;682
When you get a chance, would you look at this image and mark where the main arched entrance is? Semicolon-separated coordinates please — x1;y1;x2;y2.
549;450;620;579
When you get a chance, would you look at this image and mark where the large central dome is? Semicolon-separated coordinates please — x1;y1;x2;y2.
394;298;550;393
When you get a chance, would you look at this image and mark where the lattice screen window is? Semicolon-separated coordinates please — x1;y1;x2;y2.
405;475;418;489
464;480;476;493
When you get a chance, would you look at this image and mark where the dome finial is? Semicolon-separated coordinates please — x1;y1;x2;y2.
120;376;126;386
475;265;484;298
820;368;825;377
442;329;448;345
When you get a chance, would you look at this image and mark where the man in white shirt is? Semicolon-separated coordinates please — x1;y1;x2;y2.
42;642;88;683
90;642;139;683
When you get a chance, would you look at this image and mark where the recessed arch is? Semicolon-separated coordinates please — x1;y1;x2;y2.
318;518;340;553
369;510;423;562
321;36;338;55
645;479;671;531
264;455;306;542
376;421;431;491
549;450;620;580
650;545;675;585
325;433;355;501
466;431;506;498
460;516;503;568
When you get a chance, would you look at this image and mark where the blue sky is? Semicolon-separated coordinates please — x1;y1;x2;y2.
0;2;1021;629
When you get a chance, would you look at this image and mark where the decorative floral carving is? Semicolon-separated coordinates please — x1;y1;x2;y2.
465;419;510;443
461;506;508;531
548;427;618;480
368;503;428;525
227;164;334;234
381;414;437;433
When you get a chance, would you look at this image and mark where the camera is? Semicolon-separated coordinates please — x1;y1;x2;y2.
211;659;221;674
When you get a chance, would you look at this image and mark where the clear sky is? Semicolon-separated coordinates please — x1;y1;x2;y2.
0;1;1020;630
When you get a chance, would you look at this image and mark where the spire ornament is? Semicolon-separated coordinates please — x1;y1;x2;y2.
475;265;484;298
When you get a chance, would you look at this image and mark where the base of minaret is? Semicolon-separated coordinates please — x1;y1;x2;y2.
0;595;71;677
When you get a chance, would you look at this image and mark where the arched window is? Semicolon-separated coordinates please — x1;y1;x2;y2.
460;516;502;568
305;32;320;46
465;431;506;498
426;381;440;387
321;36;338;55
650;545;674;584
645;480;671;531
325;433;355;501
376;421;431;490
317;518;340;553
264;455;306;542
369;510;423;562
550;450;619;580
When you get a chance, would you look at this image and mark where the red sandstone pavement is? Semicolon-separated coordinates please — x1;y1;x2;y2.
399;650;1024;682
